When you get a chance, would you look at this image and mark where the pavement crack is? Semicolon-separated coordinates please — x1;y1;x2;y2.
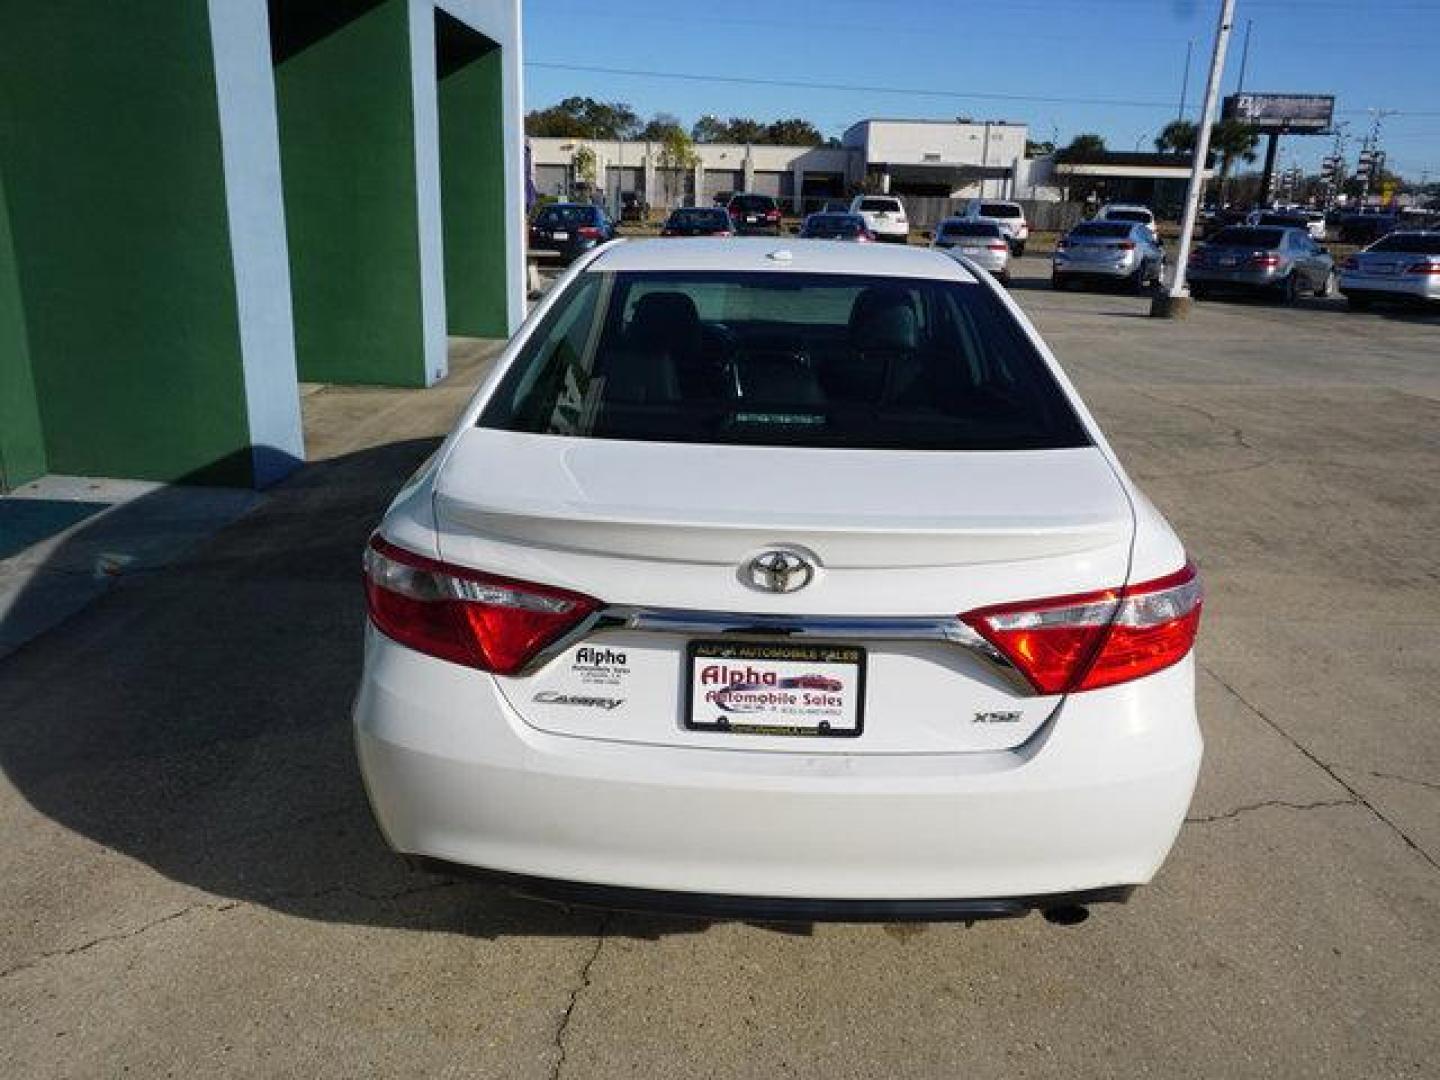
0;898;241;981
1187;798;1356;823
1201;662;1440;873
1346;768;1440;794
552;914;610;1080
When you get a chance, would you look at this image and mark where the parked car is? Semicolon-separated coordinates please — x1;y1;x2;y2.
848;195;909;243
1338;231;1440;310
619;191;647;223
711;190;733;207
1095;203;1158;239
355;237;1204;921
527;203;617;266
1246;209;1311;233
961;200;1029;255
821;199;852;213
1338;212;1398;246
1052;221;1165;292
1201;206;1248;239
1187;226;1334;303
726;193;783;236
661;207;734;237
798;212;875;242
1301;210;1327;240
930;218;1011;283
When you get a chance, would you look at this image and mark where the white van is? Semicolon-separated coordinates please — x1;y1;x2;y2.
849;195;910;243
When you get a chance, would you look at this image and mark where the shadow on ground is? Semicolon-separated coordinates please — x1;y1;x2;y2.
0;439;708;942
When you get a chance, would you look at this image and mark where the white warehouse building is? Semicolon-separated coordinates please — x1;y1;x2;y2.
528;118;1029;213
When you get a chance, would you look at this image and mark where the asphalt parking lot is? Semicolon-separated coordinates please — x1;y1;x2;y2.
1;259;1436;1078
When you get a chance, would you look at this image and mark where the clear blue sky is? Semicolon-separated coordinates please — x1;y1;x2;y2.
522;0;1440;181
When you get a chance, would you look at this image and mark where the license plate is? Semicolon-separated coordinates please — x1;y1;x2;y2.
1372;263;1398;275
960;246;986;255
746;215;758;223
551;231;569;241
686;640;865;737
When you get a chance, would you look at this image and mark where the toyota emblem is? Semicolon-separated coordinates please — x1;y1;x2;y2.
746;550;815;594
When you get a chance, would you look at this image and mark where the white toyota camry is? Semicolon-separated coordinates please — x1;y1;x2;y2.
355;238;1203;922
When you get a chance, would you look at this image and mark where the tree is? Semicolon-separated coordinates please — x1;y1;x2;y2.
1056;133;1107;163
724;117;769;144
656;126;700;206
1025;139;1056;158
570;144;597;190
691;114;729;143
638;113;685;142
525;96;639;139
1209;119;1260;197
764;118;822;146
1154;120;1198;154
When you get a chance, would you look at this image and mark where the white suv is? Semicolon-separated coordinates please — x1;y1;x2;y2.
1096;203;1158;240
849;195;909;243
962;200;1030;256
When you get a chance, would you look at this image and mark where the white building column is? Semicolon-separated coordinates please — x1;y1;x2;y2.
791;165;804;213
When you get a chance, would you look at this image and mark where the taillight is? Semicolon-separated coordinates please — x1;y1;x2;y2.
960;562;1203;695
766;209;781;221
856;231;873;242
1188;249;1204;264
576;226;602;239
1249;253;1280;268
1406;261;1440;275
363;536;599;675
987;241;1008;252
1115;240;1136;251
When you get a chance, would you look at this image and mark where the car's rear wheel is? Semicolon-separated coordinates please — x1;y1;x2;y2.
1189;284;1210;301
1012;241;1026;257
1127;264;1148;294
1314;269;1333;298
1276;272;1299;305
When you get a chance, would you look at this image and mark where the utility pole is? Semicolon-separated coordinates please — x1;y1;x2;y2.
1235;19;1252;92
1154;0;1237;319
1178;40;1193;120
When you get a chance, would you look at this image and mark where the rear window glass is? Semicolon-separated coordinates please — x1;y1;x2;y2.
858;198;902;212
1370;233;1440;254
1209;227;1284;249
730;195;776;211
535;205;597;227
480;271;1089;452
803;215;864;236
979;203;1022;219
940;221;1001;238
1105;210;1152;223
1069;222;1133;239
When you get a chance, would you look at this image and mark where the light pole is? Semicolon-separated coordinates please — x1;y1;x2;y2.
1153;0;1238;318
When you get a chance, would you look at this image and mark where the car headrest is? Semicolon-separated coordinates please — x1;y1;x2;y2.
849;286;919;352
628;291;702;355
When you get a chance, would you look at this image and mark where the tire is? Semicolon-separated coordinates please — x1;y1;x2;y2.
1190;284;1210;301
998;270;1012;287
1013;241;1026;257
1314;269;1333;298
1052;274;1069;291
1346;294;1371;312
1128;264;1148;295
1276;272;1298;305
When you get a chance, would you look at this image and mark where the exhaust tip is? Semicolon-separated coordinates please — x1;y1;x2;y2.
1042;904;1090;927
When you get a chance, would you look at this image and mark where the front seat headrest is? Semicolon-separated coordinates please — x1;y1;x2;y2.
849;286;919;351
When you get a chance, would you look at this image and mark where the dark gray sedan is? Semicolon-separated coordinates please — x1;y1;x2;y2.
1187;226;1334;303
1052;221;1165;292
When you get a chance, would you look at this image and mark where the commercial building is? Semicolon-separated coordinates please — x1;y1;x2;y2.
1;0;524;493
843;119;1028;198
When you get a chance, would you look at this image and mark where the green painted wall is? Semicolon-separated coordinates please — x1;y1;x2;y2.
0;166;46;491
0;2;257;487
438;42;508;338
275;0;429;386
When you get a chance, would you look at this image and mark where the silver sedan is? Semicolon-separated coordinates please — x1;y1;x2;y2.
1052;221;1165;293
1188;226;1334;303
1339;231;1440;311
930;218;1011;283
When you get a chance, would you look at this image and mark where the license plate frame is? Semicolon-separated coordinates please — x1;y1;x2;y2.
551;230;569;241
685;640;866;738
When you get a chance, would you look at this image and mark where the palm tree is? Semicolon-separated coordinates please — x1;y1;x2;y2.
1209;120;1260;199
1154;120;1198;154
1056;133;1107;163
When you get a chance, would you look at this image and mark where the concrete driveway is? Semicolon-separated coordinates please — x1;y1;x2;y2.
1;273;1436;1078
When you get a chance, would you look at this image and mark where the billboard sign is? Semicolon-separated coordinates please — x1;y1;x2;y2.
1223;93;1335;133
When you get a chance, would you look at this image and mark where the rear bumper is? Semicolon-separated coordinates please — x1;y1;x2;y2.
1187;267;1281;289
1339;273;1439;302
355;629;1202;904
1053;258;1135;280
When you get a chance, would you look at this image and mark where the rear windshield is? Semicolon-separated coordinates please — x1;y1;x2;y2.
979;203;1022;219
670;209;729;227
1369;233;1440;254
730;195;776;211
1069;222;1133;239
1105;209;1152;223
803;215;865;236
480;271;1089;452
940;221;1001;238
858;198;902;212
534;205;598;227
1209;227;1284;249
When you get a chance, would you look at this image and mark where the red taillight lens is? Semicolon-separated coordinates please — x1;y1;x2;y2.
987;241;1008;251
766;209;780;220
1250;253;1280;268
1116;240;1136;251
1406;261;1440;275
960;563;1203;695
576;226;602;239
363;536;599;675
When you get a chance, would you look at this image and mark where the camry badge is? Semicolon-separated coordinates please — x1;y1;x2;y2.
746;550;815;594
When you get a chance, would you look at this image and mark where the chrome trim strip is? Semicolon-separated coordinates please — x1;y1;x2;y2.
523;606;1035;695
